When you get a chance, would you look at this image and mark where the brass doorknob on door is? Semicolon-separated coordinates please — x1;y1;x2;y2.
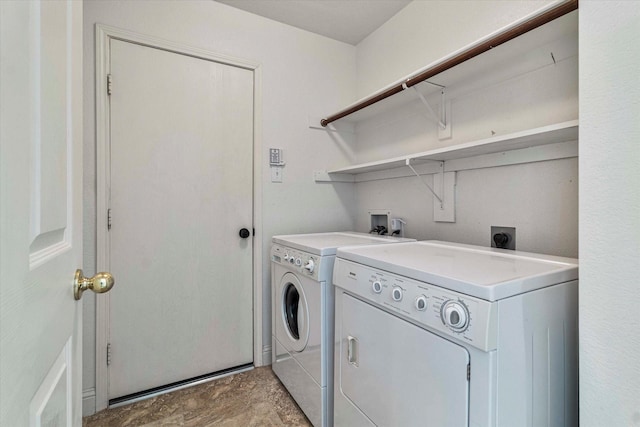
74;269;115;300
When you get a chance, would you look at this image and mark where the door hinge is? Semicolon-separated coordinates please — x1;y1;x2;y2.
107;208;112;230
107;74;113;95
467;363;471;381
107;343;112;366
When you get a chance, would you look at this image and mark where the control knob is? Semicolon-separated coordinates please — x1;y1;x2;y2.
304;259;315;273
295;258;302;266
283;253;290;261
371;281;382;294
391;286;403;302
415;295;428;311
441;300;469;331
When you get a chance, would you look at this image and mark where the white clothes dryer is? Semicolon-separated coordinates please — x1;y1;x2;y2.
333;241;579;427
271;232;414;427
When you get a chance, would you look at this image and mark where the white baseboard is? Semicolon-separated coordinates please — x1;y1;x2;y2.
82;388;96;417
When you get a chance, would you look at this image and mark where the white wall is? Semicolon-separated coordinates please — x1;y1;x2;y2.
356;158;578;257
356;0;557;98
82;0;356;413
349;2;578;258
579;2;640;425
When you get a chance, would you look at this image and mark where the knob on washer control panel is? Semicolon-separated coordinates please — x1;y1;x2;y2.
304;259;315;273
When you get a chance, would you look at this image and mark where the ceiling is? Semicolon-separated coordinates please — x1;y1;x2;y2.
214;0;412;45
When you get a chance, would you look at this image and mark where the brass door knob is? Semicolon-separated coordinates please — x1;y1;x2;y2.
74;269;114;300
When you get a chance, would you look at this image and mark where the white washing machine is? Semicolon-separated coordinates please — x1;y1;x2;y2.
271;232;415;427
332;241;579;427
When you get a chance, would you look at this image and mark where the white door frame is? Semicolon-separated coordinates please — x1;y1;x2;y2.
94;24;263;412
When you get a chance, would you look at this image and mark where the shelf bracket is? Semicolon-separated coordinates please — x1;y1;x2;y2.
405;158;443;206
403;82;446;129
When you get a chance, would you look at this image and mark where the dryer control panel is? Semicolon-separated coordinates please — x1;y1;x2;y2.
334;258;498;352
271;244;329;281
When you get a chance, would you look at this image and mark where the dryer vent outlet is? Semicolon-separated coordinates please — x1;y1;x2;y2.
491;226;516;250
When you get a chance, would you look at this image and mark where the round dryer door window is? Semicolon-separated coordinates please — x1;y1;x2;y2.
280;272;309;352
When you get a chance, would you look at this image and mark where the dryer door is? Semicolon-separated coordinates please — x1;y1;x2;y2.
337;293;470;426
278;272;309;353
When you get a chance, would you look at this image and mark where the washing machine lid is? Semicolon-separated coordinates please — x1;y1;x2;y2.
336;240;578;301
272;232;415;256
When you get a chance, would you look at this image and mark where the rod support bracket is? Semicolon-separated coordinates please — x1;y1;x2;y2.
405;158;444;205
402;83;446;129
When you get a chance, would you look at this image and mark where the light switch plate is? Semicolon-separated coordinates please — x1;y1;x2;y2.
271;166;283;183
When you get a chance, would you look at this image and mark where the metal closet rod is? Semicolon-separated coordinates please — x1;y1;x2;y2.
320;0;578;128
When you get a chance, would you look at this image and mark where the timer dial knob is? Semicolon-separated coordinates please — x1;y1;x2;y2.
304;259;315;273
295;258;302;266
441;300;469;331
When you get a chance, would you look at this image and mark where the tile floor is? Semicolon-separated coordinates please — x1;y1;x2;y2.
83;367;311;426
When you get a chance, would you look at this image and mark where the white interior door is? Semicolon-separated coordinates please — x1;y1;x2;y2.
107;39;254;400
0;0;84;425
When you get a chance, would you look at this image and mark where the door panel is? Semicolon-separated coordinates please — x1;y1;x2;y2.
0;0;83;425
108;40;254;399
338;294;470;427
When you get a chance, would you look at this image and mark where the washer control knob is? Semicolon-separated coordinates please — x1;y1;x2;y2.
283;253;290;261
415;295;428;311
441;301;469;331
295;258;302;266
372;281;382;294
304;259;315;273
289;257;295;264
391;286;403;302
